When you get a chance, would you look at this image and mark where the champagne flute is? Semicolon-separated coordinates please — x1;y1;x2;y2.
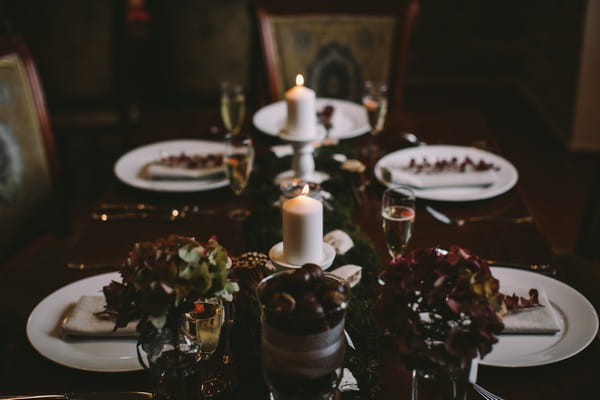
184;297;225;397
184;297;224;360
224;134;254;221
381;185;415;259
220;81;246;135
362;81;388;136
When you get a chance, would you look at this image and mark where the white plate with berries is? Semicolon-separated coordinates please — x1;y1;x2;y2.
375;145;518;202
114;140;229;192
253;98;370;140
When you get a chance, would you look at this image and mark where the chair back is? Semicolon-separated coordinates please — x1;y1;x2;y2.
253;0;420;106
0;35;60;262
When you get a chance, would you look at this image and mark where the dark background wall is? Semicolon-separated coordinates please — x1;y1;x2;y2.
1;0;586;139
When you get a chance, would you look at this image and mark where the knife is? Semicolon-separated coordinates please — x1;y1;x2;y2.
66;263;121;271
0;392;152;400
488;261;557;276
435;248;557;276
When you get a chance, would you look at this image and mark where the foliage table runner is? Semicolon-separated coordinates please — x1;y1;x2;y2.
233;144;383;399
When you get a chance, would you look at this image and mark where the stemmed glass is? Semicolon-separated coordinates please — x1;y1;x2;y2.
381;185;415;259
220;82;246;135
362;81;388;136
224;134;254;221
183;297;225;398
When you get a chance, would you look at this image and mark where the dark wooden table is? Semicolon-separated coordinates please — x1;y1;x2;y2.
0;106;598;399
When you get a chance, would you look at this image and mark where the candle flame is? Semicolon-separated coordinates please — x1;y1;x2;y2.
296;74;304;86
301;184;309;195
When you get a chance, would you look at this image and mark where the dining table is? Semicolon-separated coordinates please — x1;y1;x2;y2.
0;102;598;400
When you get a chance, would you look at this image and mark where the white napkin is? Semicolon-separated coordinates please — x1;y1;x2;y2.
147;164;224;180
61;296;138;338
270;144;294;158
329;265;362;288
381;166;497;189
501;287;561;334
323;230;354;255
339;368;359;391
270;139;340;159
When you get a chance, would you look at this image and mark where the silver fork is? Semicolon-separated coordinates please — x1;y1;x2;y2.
473;383;504;400
426;206;533;226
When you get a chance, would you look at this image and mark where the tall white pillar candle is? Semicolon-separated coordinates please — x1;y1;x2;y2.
282;185;323;265
284;74;317;139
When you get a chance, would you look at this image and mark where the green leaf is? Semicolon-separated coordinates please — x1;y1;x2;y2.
178;244;201;264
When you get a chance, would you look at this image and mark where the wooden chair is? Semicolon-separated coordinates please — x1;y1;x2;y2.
253;0;420;106
0;35;64;263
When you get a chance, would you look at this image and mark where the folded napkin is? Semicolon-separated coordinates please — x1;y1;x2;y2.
147;163;224;180
501;287;561;334
271;139;340;159
271;144;294;158
330;265;362;288
380;166;497;189
339;368;359;392
61;296;138;338
324;230;354;255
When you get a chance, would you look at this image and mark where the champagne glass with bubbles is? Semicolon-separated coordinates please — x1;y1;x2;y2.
220;81;246;135
381;185;415;259
224;134;254;221
362;81;388;136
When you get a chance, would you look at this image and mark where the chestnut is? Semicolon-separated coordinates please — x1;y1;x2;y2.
300;263;323;282
320;289;346;310
296;298;325;319
269;291;296;314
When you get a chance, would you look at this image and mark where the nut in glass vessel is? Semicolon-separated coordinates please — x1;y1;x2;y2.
257;265;350;400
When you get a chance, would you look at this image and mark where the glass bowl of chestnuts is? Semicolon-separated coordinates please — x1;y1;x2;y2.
257;263;350;400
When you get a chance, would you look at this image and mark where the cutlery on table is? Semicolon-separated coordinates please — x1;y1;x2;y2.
401;132;426;146
486;260;557;276
66;263;121;271
472;383;504;400
0;393;152;400
99;204;216;216
426;205;533;227
435;249;557;276
92;205;216;222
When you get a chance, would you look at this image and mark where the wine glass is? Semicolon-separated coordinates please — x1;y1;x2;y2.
224;134;254;221
381;185;415;259
220;81;246;135
362;81;388;136
184;297;225;397
184;297;224;360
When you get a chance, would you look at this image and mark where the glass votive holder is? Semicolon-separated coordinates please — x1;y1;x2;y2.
280;179;322;201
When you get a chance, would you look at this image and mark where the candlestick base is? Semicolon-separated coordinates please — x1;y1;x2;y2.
277;132;329;184
273;170;330;185
268;241;336;270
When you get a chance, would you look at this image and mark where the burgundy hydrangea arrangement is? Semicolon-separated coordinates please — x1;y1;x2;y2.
373;246;505;370
102;234;237;332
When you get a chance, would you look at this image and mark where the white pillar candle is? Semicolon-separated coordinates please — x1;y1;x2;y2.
282;185;323;265
284;74;317;139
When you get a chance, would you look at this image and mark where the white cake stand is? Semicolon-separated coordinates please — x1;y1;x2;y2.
274;132;329;184
268;241;336;270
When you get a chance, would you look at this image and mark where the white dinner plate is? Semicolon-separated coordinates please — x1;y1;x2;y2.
374;145;519;202
26;273;141;372
114;140;229;192
252;98;370;139
479;267;599;368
